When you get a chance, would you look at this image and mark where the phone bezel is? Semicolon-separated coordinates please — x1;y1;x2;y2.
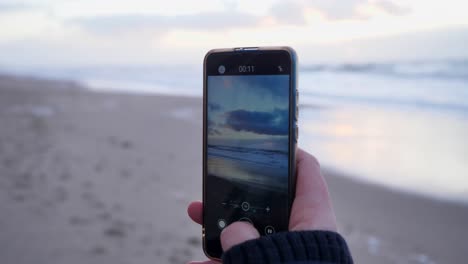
202;46;298;260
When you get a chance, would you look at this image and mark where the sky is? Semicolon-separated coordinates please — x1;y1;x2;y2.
1;0;468;67
207;75;289;151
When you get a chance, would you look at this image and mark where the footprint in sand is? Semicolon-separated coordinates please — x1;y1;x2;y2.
82;180;93;189
59;171;72;182
111;203;123;212
69;216;90;226
94;161;105;173
103;226;126;238
3;157;14;169
90;246;108;256
187;236;201;247
154;249;163;257
54;186;68;203
13;172;32;190
120;168;132;179
81;191;105;209
103;219;136;239
10;193;26;202
97;212;112;221
108;136;133;150
168;247;193;264
120;140;133;149
140;235;153;246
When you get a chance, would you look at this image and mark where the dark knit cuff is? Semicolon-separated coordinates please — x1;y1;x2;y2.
222;230;353;264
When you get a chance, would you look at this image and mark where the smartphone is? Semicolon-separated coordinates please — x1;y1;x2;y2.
202;47;298;259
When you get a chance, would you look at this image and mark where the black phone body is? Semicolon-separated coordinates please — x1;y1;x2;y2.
203;47;298;259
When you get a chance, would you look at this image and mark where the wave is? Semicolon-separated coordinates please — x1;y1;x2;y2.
301;59;468;80
299;91;468;113
207;145;288;169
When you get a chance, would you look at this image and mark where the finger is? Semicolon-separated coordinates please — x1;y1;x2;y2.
220;221;260;252
187;201;203;225
295;148;325;198
289;148;337;231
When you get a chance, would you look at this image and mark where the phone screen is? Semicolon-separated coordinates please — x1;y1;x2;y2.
203;49;296;258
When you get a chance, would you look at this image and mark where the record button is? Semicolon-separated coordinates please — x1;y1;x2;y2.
265;225;275;235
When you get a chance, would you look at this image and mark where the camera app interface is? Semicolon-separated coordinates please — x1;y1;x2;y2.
206;73;290;242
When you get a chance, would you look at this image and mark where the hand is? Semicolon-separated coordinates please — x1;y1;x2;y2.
187;148;337;263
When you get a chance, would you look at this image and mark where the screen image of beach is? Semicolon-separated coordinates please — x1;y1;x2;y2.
206;74;290;241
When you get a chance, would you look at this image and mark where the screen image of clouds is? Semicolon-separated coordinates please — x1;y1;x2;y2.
206;75;290;191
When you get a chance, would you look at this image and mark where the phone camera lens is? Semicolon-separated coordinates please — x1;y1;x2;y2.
218;65;226;74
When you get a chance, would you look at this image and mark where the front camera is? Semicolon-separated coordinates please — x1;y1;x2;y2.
218;65;226;74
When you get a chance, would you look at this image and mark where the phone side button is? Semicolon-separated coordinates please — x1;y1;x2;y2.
295;125;298;142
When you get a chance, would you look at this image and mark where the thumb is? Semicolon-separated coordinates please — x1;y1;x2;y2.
220;221;260;252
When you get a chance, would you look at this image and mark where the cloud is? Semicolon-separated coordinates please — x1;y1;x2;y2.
311;0;365;20
268;0;411;23
207;119;222;136
0;2;36;12
206;114;221;137
208;127;222;136
296;26;468;63
71;11;260;33
225;108;289;136
372;0;411;16
63;1;411;36
269;1;307;25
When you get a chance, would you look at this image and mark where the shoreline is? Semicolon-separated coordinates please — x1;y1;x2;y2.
323;166;468;207
4;72;466;206
1;72;466;205
1;74;467;263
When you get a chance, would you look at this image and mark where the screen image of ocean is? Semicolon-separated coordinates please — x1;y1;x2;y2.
4;59;467;203
207;145;288;192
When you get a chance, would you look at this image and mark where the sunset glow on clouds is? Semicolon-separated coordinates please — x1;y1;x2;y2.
1;0;468;66
207;74;289;151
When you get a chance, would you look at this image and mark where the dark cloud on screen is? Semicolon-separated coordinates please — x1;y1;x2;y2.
208;103;222;111
225;108;288;136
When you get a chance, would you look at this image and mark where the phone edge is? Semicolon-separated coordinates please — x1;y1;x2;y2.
202;47;298;260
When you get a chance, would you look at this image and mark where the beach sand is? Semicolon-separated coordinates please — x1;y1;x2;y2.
1;74;467;264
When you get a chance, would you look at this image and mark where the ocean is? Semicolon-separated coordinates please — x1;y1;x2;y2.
3;59;468;203
297;61;468;203
207;145;288;191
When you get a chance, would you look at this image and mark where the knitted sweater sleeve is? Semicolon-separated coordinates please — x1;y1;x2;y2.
222;230;353;264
